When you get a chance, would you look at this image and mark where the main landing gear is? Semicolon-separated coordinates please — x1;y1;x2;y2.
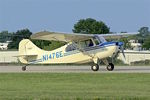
91;63;114;71
106;63;114;71
91;63;99;71
22;66;26;71
22;64;29;71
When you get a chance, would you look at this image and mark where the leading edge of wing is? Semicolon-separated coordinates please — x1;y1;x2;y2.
98;32;139;39
30;31;95;42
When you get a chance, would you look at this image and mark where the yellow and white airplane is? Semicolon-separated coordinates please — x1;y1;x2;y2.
18;31;138;71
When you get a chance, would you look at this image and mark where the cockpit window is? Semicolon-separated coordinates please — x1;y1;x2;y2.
93;37;100;45
79;39;94;48
65;44;76;52
99;36;106;43
85;39;94;47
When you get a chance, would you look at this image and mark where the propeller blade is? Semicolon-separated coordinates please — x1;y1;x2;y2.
121;46;126;59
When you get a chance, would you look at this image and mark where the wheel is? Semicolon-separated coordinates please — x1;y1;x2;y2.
91;64;99;71
107;63;114;71
22;66;26;71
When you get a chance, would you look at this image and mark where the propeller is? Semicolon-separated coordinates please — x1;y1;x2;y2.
117;41;126;59
110;41;126;63
120;45;126;59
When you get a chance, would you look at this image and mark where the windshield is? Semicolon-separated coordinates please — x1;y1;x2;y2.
93;37;100;45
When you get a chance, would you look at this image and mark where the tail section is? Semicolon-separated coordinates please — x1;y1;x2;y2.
18;39;41;64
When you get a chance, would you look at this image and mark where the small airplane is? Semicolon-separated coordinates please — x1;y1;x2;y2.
18;31;138;71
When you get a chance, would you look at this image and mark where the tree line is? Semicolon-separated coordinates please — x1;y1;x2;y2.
0;18;150;50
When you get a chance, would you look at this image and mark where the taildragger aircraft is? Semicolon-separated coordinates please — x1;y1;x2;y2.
17;31;138;71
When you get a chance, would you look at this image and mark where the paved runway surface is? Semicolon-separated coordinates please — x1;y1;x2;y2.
0;65;150;73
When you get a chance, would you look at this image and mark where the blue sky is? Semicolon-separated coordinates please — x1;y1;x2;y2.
0;0;150;33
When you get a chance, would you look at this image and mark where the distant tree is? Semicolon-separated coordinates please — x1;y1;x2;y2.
0;31;11;42
32;40;66;51
137;27;150;45
129;26;150;50
138;27;149;37
119;38;131;49
73;18;109;34
31;39;64;51
8;29;32;49
142;36;150;50
120;31;127;33
44;41;66;51
126;27;149;44
32;40;50;50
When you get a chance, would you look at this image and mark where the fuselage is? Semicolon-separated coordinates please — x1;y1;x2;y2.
18;37;121;64
39;43;119;64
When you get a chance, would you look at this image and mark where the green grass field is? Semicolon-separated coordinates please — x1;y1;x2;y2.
0;73;150;100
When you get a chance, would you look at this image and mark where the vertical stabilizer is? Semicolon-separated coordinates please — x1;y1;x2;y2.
18;39;40;64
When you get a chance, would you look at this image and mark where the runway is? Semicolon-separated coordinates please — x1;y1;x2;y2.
0;65;150;73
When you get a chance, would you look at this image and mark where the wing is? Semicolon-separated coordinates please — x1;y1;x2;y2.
31;31;94;42
98;32;139;39
31;31;139;42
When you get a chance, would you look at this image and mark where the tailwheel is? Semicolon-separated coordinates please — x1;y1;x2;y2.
91;63;99;71
107;63;114;71
22;66;26;71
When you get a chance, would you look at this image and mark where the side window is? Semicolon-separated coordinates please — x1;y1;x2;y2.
85;39;94;47
93;37;100;45
79;39;94;48
65;44;76;52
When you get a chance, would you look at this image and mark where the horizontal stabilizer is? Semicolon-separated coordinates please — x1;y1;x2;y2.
13;54;38;57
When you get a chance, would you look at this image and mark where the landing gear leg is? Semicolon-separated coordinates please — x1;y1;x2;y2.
102;59;114;71
91;58;99;71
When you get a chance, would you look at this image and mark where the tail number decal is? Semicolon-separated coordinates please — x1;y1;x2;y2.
42;51;63;61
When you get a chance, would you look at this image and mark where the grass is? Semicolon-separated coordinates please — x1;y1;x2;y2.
0;73;150;100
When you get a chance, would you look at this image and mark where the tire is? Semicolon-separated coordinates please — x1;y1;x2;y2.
91;64;99;71
22;66;26;71
107;63;114;71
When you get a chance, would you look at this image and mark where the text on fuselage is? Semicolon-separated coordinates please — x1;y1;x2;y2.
42;51;63;61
